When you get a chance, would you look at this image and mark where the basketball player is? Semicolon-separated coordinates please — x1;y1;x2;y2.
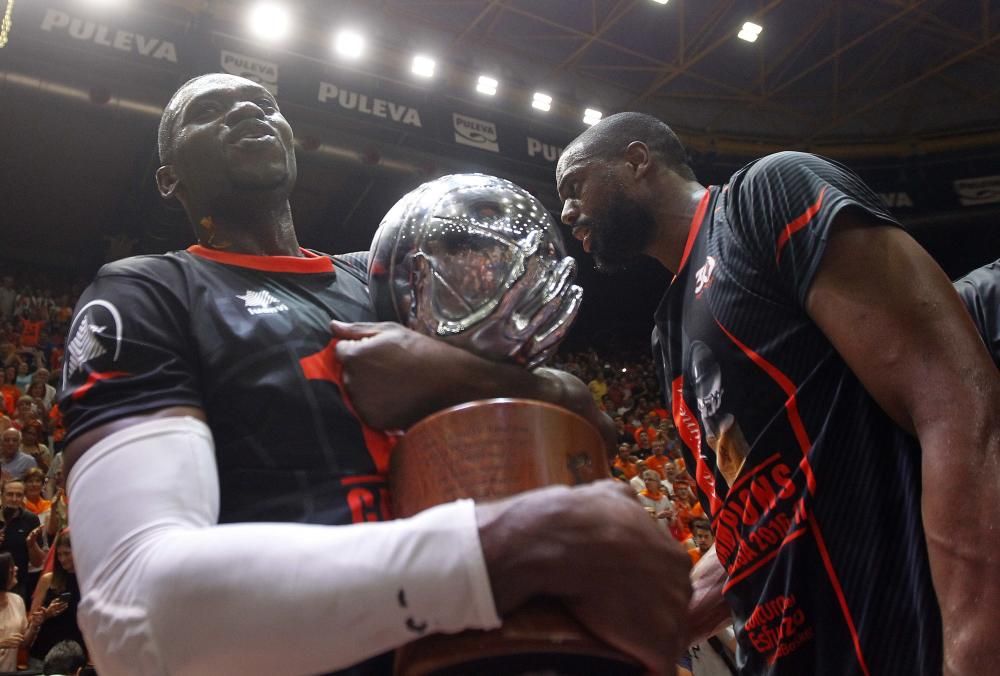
556;113;999;674
59;77;692;675
955;258;999;366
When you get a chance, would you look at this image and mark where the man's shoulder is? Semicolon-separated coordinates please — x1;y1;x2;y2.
91;252;195;289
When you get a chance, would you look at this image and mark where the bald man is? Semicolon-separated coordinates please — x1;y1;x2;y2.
557;112;999;675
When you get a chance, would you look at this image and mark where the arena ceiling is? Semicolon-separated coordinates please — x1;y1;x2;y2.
1;0;999;346
371;0;1000;150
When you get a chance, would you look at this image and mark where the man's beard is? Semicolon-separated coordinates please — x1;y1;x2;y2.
588;184;658;274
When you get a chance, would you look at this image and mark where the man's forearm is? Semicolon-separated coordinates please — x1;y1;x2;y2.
686;545;732;645
921;416;1000;676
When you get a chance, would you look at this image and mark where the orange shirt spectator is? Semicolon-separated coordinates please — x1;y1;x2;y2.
19;320;45;348
612;444;639;479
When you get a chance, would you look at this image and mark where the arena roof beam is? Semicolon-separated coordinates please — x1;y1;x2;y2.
553;0;637;73
627;0;786;107
802;28;1000;143
766;0;930;97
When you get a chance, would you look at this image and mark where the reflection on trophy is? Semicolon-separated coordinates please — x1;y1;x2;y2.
369;174;641;675
689;341;750;488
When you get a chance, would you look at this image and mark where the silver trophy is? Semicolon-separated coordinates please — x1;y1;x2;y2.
372;175;639;675
368;173;582;367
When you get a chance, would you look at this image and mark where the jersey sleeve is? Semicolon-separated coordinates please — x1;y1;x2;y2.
727;151;900;307
954;259;1000;367
59;261;203;443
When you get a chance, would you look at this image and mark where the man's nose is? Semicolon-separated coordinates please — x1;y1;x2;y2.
560;200;579;227
225;100;267;126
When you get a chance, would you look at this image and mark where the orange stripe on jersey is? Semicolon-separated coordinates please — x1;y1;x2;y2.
70;370;130;400
775;187;826;265
188;245;335;274
299;339;396;475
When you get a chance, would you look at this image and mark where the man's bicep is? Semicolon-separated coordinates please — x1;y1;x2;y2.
64;406;206;479
805;211;994;433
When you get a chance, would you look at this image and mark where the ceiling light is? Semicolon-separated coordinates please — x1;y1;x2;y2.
476;75;498;96
737;21;762;42
649;0;669;4
411;54;436;78
532;92;552;112
583;108;603;125
334;29;365;59
247;3;290;42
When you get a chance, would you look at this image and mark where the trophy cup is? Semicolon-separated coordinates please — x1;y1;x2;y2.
369;174;642;675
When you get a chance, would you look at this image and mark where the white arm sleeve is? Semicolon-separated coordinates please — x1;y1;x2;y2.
67;416;500;676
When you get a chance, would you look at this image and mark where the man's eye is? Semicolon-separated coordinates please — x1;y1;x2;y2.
190;104;219;120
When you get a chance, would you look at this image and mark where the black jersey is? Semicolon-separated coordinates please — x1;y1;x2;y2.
955;259;1000;367
60;246;395;527
654;153;942;675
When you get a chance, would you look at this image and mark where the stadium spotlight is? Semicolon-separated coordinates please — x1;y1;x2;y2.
412;54;436;78
532;92;552;112
334;28;365;59
737;21;762;42
476;75;498;96
247;3;291;43
583;108;603;125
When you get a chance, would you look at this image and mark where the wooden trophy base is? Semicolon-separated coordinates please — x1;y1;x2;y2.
390;399;642;676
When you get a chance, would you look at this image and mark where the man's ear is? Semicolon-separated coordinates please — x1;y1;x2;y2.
624;141;652;180
155;165;180;199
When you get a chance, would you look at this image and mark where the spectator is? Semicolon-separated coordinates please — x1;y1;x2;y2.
629;460;652;494
632;412;657;444
635;430;653;457
43;640;86;676
29;369;56;411
19;422;51;474
0;370;18;417
1;429;37;481
636;470;674;536
645;438;671;480
612;442;639;479
13;363;32;392
689;518;713;566
22;469;51;518
12;396;41;431
0;552;27;673
28;531;82;663
0;480;42;602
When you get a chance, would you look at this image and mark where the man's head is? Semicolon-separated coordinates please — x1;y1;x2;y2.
642;470;662;493
31;368;50;384
2;480;25;510
155;73;297;218
690;518;713;553
556;112;695;272
0;428;20;461
617;442;632;460
651;439;665;456
43;640;87;676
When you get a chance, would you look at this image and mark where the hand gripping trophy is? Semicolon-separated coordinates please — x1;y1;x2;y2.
368;174;641;675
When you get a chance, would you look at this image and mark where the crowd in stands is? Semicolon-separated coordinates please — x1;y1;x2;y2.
0;272;87;674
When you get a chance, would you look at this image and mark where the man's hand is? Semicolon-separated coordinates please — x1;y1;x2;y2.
331;321;464;430
331;320;614;445
476;481;692;674
44;599;68;619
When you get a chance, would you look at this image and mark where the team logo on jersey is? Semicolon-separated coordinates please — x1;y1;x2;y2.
694;256;717;298
64;300;123;381
236;289;289;315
